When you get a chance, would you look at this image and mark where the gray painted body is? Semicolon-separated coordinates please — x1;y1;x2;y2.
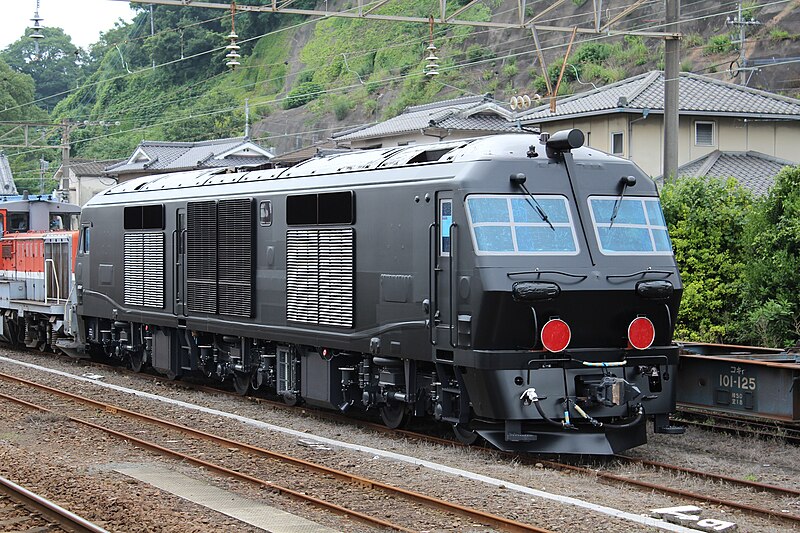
76;133;684;454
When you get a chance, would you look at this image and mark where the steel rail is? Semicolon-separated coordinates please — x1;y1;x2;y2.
34;355;800;523
0;371;552;533
611;455;800;499
0;390;414;533
0;474;110;533
52;358;800;524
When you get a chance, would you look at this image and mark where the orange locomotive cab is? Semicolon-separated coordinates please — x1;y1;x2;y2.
0;195;81;348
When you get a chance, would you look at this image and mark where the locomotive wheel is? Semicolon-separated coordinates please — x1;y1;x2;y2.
281;391;300;406
232;371;251;396
452;423;480;445
380;402;410;429
129;350;145;373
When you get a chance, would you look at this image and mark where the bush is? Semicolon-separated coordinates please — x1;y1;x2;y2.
466;45;495;63
704;35;734;55
660;176;752;342
769;28;790;41
502;62;518;78
739;165;800;347
285;82;324;109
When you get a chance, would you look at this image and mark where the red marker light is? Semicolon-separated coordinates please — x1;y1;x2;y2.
541;318;571;352
628;316;655;350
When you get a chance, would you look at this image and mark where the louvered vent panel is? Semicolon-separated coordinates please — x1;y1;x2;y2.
124;232;164;308
286;230;319;324
218;198;253;317
319;228;353;327
286;228;354;328
187;201;217;314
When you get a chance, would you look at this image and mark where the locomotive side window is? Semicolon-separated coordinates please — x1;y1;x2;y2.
439;199;452;256
465;195;578;255
588;196;672;255
287;191;353;225
259;200;273;226
80;226;91;254
8;213;28;232
124;205;164;230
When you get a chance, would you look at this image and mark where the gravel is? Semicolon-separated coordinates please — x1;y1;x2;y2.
1;347;798;533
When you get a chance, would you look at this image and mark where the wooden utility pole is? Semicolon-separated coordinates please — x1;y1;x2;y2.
663;0;680;181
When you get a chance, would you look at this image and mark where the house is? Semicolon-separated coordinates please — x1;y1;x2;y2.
54;159;122;206
518;71;800;179
664;150;797;196
332;94;527;149
106;137;274;183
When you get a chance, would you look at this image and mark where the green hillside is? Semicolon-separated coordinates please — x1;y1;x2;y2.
0;0;798;188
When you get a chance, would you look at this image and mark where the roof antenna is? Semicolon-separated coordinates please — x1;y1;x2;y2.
30;0;44;56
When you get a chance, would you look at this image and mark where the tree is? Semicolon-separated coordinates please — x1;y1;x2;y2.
1;27;84;110
660;176;752;342
740;165;800;347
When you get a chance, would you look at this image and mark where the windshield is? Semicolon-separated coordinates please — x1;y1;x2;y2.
588;196;672;255
465;195;579;255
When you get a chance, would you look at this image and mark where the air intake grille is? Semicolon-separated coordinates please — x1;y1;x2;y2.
124;232;164;308
218;198;253;317
287;228;353;328
187;200;217;314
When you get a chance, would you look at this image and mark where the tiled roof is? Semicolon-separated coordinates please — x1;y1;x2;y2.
64;159;124;176
106;138;273;173
333;94;521;141
665;151;798;196
520;71;800;123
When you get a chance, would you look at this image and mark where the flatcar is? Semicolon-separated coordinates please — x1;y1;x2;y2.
0;192;81;349
64;129;684;454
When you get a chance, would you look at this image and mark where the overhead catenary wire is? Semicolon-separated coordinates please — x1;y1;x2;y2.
3;0;795;162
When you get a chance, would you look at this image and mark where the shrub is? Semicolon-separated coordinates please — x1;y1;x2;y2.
573;43;613;64
466;45;495;62
769;28;790;41
704;35;734;55
660;176;752;342
285;82;324;109
502;62;518;78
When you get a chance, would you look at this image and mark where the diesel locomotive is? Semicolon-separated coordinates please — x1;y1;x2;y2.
2;130;685;454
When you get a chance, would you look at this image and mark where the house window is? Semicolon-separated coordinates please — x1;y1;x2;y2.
695;121;715;146
611;132;624;155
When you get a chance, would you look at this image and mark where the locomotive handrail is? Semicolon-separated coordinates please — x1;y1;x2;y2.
44;258;61;304
450;223;458;349
428;223;436;346
606;269;674;280
507;269;587;279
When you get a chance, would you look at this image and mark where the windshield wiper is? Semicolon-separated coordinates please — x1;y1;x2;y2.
510;173;554;231
609;175;637;227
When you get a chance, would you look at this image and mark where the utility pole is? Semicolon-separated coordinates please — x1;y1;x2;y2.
244;98;250;139
727;2;760;85
60;119;71;196
663;0;680;181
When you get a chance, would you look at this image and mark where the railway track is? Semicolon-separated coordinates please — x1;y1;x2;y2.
0;369;552;533
0;473;109;533
674;406;800;445
6;351;800;529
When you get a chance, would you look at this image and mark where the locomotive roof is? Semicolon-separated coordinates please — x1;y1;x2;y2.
94;133;628;201
0;194;81;213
